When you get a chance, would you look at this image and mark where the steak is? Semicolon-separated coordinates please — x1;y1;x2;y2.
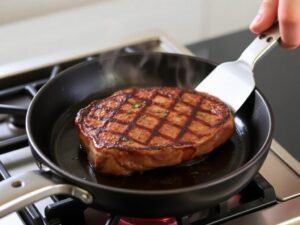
75;87;234;176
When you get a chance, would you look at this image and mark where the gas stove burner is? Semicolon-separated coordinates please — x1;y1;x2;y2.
0;112;27;152
3;116;25;136
0;104;27;127
8;115;26;128
7;108;27;129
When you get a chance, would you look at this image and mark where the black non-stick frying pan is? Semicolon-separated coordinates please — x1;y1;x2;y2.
0;52;273;218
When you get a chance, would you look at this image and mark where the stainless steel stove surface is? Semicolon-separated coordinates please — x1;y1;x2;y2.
0;31;300;225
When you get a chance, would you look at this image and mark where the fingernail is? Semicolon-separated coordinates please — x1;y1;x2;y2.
250;14;262;27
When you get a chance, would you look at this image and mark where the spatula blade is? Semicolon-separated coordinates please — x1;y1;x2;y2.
195;23;280;112
195;61;255;112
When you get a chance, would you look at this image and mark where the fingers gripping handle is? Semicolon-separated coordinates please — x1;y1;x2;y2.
0;171;93;218
238;23;280;70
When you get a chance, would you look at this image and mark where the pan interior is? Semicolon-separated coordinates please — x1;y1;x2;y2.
51;93;249;191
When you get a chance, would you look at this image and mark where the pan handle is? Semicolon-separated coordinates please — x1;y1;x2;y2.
238;23;280;70
0;170;93;218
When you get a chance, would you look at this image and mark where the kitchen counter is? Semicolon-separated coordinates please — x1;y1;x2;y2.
188;30;300;162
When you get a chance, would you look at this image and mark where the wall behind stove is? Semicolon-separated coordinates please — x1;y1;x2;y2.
0;0;260;44
0;0;261;70
0;0;101;25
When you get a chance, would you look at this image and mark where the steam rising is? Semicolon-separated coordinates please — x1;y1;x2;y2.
96;42;208;92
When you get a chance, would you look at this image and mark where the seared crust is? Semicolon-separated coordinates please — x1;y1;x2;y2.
75;87;234;175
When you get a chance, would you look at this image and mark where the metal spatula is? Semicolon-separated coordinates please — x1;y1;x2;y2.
195;24;280;112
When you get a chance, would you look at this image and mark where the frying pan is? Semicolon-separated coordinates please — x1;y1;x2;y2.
0;52;273;218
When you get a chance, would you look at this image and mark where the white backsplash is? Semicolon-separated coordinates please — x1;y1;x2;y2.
0;0;260;44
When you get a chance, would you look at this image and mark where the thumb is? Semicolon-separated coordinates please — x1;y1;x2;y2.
250;0;278;33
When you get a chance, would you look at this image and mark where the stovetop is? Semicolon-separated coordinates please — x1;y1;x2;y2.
0;30;300;225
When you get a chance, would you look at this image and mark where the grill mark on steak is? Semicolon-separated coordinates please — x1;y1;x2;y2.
89;92;136;147
115;89;153;146
144;89;184;145
175;96;205;141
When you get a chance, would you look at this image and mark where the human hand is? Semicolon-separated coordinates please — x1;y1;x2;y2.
250;0;300;49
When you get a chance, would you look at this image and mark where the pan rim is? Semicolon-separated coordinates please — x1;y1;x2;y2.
26;52;273;195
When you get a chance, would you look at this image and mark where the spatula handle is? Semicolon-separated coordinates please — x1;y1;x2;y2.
238;23;280;70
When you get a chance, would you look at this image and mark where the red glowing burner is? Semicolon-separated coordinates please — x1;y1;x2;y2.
119;217;177;225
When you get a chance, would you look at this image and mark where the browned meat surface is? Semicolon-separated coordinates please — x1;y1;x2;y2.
75;87;234;176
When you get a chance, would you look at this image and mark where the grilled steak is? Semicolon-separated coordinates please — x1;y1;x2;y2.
75;87;234;176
